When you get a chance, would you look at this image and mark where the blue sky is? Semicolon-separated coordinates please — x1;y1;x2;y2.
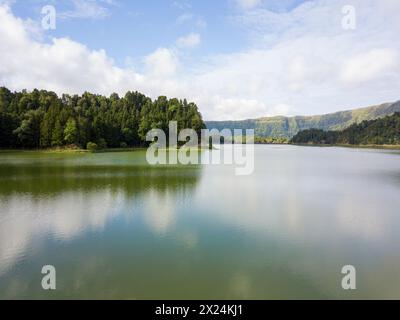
10;0;261;66
1;0;399;120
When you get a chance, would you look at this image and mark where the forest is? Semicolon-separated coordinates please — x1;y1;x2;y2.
0;87;205;150
291;112;400;145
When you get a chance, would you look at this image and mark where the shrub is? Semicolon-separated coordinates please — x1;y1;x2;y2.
98;138;107;150
86;142;98;151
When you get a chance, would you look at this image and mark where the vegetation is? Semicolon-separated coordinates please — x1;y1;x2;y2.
254;137;289;144
291;112;400;146
0;87;205;150
206;101;400;139
204;135;289;145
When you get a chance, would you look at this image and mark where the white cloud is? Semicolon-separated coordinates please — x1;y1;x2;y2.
176;33;201;48
213;97;267;120
172;0;191;10
59;0;113;19
236;0;262;10
340;49;398;85
144;47;178;78
0;4;179;98
176;13;207;28
176;13;193;24
194;0;400;119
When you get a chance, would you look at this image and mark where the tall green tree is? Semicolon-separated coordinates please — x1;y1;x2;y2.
13;109;43;148
64;118;78;145
52;120;64;146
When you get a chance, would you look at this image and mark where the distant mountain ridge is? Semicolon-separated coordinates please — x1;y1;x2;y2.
206;101;400;138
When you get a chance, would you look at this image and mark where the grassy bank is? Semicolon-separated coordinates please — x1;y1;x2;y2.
0;145;209;154
0;148;87;154
0;147;145;154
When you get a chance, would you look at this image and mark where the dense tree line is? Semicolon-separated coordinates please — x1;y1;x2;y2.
291;113;400;145
254;137;289;144
0;87;205;150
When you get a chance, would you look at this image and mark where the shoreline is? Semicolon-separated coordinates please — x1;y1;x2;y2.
0;146;211;154
0;147;145;154
2;143;400;154
290;143;400;150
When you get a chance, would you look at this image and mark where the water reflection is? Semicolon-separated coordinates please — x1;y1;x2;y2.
0;153;202;276
193;146;400;245
1;147;400;299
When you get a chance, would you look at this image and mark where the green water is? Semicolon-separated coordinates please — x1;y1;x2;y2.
1;146;400;299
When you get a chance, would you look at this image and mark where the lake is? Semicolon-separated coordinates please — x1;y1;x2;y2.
1;145;400;299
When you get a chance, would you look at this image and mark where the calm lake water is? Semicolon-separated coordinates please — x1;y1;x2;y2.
1;145;400;299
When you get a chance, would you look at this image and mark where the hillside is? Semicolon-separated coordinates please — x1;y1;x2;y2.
291;112;400;146
206;101;400;138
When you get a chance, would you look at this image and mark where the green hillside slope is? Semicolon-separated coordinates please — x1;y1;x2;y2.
206;101;400;138
291;112;400;146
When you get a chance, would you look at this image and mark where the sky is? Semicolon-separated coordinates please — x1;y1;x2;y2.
0;0;399;120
